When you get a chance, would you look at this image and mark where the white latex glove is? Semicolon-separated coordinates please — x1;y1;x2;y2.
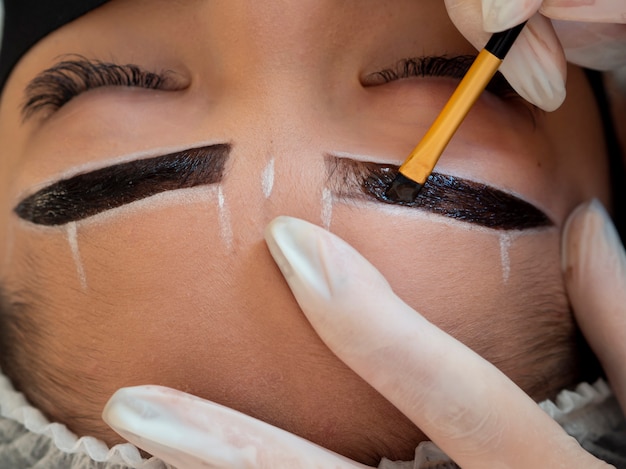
562;199;626;417
443;0;626;111
102;214;622;468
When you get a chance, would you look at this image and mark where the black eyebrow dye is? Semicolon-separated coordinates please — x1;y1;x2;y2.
15;144;231;226
326;156;552;231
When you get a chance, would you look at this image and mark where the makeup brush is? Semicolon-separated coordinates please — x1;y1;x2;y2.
385;22;527;202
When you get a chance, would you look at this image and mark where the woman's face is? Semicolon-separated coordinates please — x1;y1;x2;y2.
0;0;610;464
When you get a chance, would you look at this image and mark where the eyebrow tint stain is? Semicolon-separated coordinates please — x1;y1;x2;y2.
67;222;87;290
15;144;231;226
326;156;552;231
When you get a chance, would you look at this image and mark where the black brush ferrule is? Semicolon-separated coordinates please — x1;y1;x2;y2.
485;22;527;59
384;173;423;203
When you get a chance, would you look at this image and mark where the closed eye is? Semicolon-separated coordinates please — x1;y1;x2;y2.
364;55;520;101
364;55;541;122
21;55;188;121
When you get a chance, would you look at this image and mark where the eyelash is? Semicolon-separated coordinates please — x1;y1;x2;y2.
368;55;521;101
22;55;181;119
23;55;533;122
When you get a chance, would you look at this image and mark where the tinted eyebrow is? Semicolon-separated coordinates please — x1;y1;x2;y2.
326;155;553;231
14;144;231;226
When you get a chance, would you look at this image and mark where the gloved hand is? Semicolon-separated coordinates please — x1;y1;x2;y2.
102;208;623;468
443;0;626;111
562;199;626;415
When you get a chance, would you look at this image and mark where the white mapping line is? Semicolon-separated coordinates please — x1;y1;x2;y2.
218;185;233;249
67;222;87;290
499;233;511;284
321;188;333;230
261;158;275;198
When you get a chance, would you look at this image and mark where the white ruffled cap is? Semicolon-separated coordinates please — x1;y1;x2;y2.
0;370;170;468
0;366;623;469
539;380;622;444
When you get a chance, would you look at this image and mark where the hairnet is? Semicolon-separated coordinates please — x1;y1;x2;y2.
0;365;624;468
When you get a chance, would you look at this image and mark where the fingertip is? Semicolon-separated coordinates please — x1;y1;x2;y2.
553;20;626;71
562;199;625;290
264;215;296;241
102;386;144;432
103;386;249;469
561;200;596;276
500;15;567;111
540;0;626;23
561;200;626;414
102;386;171;438
482;0;542;32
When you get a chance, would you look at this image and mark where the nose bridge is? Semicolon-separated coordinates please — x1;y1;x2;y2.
211;71;332;250
191;2;355;246
221;105;330;248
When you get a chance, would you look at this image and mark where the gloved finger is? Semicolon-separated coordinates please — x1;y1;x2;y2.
265;216;612;469
478;0;626;35
480;0;543;33
541;0;626;24
562;200;626;414
103;385;370;469
553;21;626;71
444;0;567;111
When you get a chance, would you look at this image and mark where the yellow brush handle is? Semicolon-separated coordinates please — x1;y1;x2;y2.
399;49;503;185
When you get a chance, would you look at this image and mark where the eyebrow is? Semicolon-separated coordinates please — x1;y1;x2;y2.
14;144;231;226
326;156;553;231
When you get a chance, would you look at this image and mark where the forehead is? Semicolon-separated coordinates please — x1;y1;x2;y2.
2;0;468;69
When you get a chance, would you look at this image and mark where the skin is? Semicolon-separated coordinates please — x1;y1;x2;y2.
0;0;611;464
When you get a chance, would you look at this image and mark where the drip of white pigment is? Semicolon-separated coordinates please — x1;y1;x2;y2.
67;222;88;290
261;158;275;198
218;185;234;248
499;233;511;284
321;188;333;229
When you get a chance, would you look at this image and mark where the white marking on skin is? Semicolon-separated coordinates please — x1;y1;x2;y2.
321;188;333;230
261;158;275;198
499;233;512;284
67;222;87;290
218;185;233;248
